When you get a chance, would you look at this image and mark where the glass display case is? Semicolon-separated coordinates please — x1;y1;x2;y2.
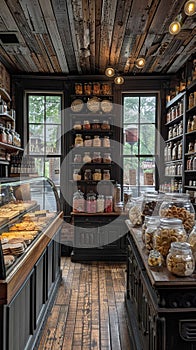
0;176;63;350
0;176;61;279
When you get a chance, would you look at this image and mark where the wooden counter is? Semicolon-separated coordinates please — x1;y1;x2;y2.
125;220;196;350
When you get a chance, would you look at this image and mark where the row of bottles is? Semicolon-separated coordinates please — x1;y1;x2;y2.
73;191;113;213
0;123;21;147
164;141;183;162
10;155;36;175
75;82;112;96
73;168;111;181
73;119;111;130
187;116;196;132
165;163;182;176
188;92;196;109
166;99;184;123
167;121;183;139
74;134;110;147
159;179;182;193
186;156;196;171
74;152;112;164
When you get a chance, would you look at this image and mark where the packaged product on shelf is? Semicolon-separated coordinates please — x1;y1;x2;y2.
73;121;82;130
84;83;92;95
73;169;81;181
75;83;83;95
83;152;92;163
86;192;97;213
84;136;92;147
73;190;85;212
93;82;100;95
92;151;102;163
91;119;100;129
84;169;92;181
93;169;102;181
103;169;110;180
101;120;110;130
75;134;83;147
97;195;105;213
144;216;160;251
103;136;110;147
74;154;82;163
93;135;101;147
148;250;162;268
83;120;91;130
105;196;113;212
103;153;112;163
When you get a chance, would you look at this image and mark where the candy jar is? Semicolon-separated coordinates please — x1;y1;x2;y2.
166;242;195;276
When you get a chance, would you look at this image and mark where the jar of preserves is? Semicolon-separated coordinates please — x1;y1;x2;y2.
103;169;110;180
92;151;102;163
93;169;102;181
83;120;91;130
148;250;162;268
73;121;82;130
105;196;113;212
92;119;100;129
74;154;82;163
93;135;101;147
101;120;110;130
73;190;85;213
102;83;112;95
159;193;195;234
103;153;112;163
84;135;92;147
83;152;92;163
172;124;178;138
153;217;187;257
73;169;82;181
166;242;195;276
97;195;105;213
84;82;92;95
75;83;83;95
103;136;110;147
84;169;92;181
86;192;97;213
168;126;173;139
75;134;83;147
93;82;100;95
144;216;160;251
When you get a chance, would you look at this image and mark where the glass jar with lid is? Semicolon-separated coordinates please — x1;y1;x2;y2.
101;120;110;130
142;215;151;243
166;242;195;276
92;119;100;129
191;115;196;131
83;152;92;163
73;121;82;130
159;193;195;234
93;135;101;147
84;82;92;95
114;202;124;213
177;141;182;159
103;153;112;163
148;250;163;268
73;169;82;181
84;169;92;181
84;135;92;147
97;194;105;213
113;183;121;206
93;82;100;95
86;192;97;213
103;169;110;180
93;169;102;181
105;196;113;212
83;120;91;130
103;136;110;147
171;143;177;160
142;192;164;216
168;126;173;139
74;154;82;163
153;217;187;257
92;151;102;163
75;134;83;147
172;124;178;138
178;120;183;135
73;190;85;213
144;216;160;251
75;83;83;95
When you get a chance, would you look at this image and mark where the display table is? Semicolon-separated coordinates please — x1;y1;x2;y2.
71;212;128;261
125;219;196;350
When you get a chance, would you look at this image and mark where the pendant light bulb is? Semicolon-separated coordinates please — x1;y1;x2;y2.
184;0;196;16
135;57;146;69
114;76;124;85
105;67;115;77
169;14;182;35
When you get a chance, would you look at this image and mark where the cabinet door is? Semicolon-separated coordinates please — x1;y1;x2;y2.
74;223;99;248
34;251;46;329
4;271;33;350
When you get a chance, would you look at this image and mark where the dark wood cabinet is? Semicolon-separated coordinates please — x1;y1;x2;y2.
71;213;128;261
125;220;196;350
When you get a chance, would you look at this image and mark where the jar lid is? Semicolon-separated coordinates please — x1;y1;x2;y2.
147;216;160;224
170;241;192;253
160;217;183;226
164;193;190;200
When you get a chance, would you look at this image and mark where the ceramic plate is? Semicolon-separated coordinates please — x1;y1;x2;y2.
71;99;84;112
101;99;113;113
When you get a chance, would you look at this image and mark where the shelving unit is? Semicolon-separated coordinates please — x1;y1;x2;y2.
162;81;196;205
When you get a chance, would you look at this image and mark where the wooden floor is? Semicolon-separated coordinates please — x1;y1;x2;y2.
35;257;132;350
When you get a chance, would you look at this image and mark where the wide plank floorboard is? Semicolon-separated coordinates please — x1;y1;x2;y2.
35;257;131;350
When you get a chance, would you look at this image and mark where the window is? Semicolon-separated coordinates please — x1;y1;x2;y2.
25;93;62;188
123;93;157;197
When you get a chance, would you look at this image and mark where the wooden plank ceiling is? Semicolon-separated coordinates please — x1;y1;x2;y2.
0;0;195;76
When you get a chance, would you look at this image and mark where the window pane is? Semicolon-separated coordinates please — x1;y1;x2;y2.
140;124;156;155
29;124;44;154
124;97;139;123
46;96;61;124
32;157;60;186
123;158;138;185
140;157;155;186
28;96;44;123
140;96;156;123
45;124;61;154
